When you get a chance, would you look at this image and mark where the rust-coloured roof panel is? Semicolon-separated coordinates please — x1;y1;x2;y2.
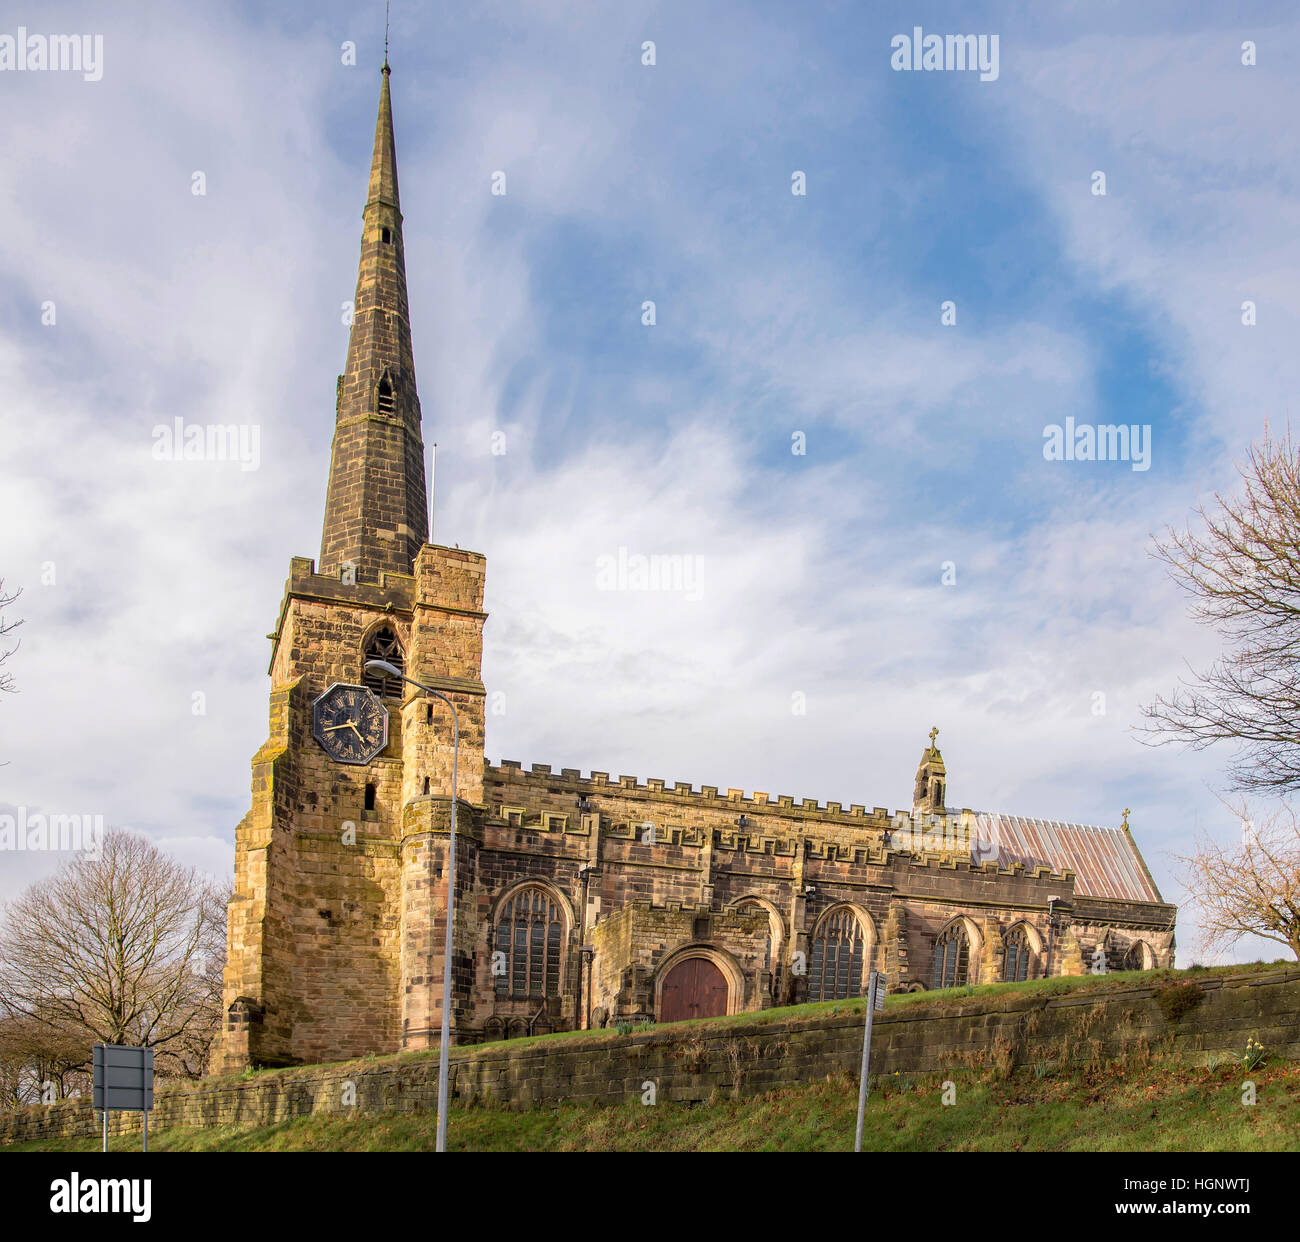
973;812;1163;903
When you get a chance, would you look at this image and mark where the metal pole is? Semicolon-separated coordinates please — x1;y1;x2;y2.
102;1109;108;1154
142;1109;148;1153
854;970;878;1152
364;661;460;1154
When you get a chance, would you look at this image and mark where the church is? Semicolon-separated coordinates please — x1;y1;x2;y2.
214;64;1176;1073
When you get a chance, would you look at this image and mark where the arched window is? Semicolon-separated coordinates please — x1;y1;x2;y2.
493;886;566;1000
808;907;866;1002
376;376;395;415
932;922;970;990
1003;924;1031;982
734;899;776;971
1124;941;1154;972
363;627;404;698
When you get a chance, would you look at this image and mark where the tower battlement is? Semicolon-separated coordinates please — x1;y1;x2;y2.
485;759;895;823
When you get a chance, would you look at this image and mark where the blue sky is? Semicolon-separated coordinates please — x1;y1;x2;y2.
2;0;1299;965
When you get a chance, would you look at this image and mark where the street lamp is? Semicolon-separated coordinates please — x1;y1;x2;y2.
365;657;459;1153
1044;895;1063;979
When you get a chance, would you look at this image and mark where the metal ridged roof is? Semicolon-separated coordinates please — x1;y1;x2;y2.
973;812;1163;903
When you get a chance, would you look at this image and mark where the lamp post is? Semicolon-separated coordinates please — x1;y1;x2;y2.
365;657;459;1153
1044;895;1062;979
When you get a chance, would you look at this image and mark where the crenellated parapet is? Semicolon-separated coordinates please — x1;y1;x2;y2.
486;759;895;827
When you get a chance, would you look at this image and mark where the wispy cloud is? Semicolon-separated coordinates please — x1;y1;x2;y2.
2;2;1297;966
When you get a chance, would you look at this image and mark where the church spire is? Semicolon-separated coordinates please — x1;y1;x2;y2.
319;60;428;585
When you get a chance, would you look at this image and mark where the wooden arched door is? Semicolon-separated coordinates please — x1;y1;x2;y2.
659;957;729;1023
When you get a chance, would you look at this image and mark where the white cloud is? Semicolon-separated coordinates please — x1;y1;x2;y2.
2;4;1296;972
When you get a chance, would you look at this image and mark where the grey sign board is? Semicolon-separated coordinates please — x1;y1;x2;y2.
92;1044;154;1113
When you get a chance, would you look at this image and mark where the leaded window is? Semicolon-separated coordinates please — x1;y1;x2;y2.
932;923;970;990
1003;925;1031;982
493;886;565;1000
808;907;866;1002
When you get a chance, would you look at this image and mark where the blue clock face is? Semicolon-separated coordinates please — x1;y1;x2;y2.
311;683;389;765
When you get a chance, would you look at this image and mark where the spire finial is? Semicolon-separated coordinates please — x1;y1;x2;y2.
383;1;391;71
928;725;939;748
1121;807;1131;830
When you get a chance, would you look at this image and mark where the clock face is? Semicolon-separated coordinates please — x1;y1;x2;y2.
311;682;389;765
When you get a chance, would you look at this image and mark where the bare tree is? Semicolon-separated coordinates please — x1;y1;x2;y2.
0;831;228;1079
1176;800;1300;961
0;579;21;696
0;1011;89;1105
1142;429;1300;795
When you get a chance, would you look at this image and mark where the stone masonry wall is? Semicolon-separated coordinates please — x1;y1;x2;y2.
6;969;1294;1146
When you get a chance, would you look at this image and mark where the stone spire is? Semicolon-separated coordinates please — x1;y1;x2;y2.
319;61;429;585
912;726;947;815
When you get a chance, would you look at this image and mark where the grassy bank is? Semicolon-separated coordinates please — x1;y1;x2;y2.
177;961;1297;1080
9;1057;1298;1153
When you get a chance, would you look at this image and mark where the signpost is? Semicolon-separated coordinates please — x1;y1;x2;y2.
853;970;886;1152
92;1044;154;1153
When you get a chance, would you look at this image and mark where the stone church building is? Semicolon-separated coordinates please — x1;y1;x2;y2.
215;65;1176;1073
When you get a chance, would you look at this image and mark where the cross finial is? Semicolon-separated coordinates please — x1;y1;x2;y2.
1121;807;1130;830
384;1;391;68
928;725;939;748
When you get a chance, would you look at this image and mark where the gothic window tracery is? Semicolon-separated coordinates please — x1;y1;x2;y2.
807;906;866;1001
1003;924;1032;982
932;921;970;990
493;885;566;1000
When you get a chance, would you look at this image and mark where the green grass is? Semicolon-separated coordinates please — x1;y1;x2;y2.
6;964;1294;1152
9;1058;1298;1153
461;963;1290;1050
203;961;1292;1082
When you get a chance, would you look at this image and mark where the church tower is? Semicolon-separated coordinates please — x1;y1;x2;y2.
215;63;488;1074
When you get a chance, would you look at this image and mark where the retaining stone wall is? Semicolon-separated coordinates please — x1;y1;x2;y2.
3;968;1295;1146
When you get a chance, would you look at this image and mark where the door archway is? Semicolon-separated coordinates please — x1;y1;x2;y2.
659;957;729;1023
